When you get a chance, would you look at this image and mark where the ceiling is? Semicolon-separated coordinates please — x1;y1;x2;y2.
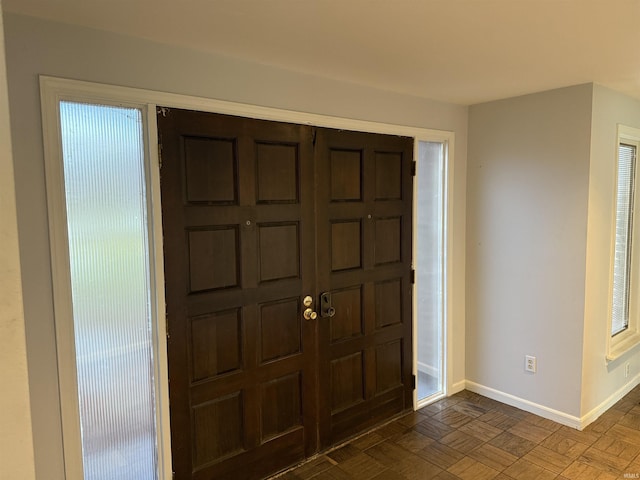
3;0;640;105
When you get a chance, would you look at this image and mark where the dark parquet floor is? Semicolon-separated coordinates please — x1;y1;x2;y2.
274;386;640;480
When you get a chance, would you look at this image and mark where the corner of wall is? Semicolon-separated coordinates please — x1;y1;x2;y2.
466;84;594;420
580;85;640;419
0;2;36;478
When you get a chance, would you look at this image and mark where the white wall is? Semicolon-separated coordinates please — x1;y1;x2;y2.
581;85;640;419
467;84;593;419
3;12;468;478
0;5;36;479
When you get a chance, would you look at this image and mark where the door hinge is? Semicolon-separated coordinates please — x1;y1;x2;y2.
410;269;415;284
411;374;416;390
166;314;170;340
157;129;163;170
411;161;417;176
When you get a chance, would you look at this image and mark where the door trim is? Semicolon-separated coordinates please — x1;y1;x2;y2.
40;75;455;479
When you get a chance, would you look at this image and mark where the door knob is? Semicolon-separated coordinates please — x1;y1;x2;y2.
303;308;317;320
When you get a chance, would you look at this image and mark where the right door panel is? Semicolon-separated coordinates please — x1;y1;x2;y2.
315;128;414;447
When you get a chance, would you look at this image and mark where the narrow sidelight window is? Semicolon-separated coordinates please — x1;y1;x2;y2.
59;101;158;480
612;142;637;337
415;140;445;403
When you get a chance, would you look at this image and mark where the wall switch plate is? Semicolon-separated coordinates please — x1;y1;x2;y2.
525;355;537;373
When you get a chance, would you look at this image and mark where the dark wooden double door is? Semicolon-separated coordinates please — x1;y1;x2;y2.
158;109;413;480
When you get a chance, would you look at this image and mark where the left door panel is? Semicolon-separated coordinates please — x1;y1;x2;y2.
158;109;317;480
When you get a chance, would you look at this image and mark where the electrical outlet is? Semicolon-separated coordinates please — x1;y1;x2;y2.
625;362;631;378
525;355;537;373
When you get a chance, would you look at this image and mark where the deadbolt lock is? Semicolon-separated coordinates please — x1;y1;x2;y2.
303;295;313;307
320;292;336;318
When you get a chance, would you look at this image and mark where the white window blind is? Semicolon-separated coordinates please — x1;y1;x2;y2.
612;142;637;336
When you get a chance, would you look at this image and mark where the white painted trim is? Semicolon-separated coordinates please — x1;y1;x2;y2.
467;377;640;430
411;136;455;409
450;380;466;395
416;391;446;410
465;381;582;429
40;75;457;477
39;80;85;480
40;82;173;479
444;138;455;398
144;104;173;480
580;373;640;429
415;361;443;408
412;139;418;410
40;76;453;140
607;125;640;361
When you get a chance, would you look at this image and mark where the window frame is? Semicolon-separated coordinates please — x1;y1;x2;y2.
41;90;169;479
607;125;640;361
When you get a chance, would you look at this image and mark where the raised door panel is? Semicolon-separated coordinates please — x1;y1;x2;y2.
374;217;402;265
192;392;244;467
330;149;362;201
258;222;300;282
329;286;363;342
331;220;362;271
256;142;299;203
330;352;365;411
260;373;303;441
259;298;301;362
188;227;240;292
190;309;242;381
184;136;238;204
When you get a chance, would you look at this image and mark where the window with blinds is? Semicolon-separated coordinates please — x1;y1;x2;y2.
611;142;637;337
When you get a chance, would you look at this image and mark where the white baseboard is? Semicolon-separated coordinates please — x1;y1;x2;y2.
447;378;640;430
465;381;582;429
449;380;466;395
580;373;640;429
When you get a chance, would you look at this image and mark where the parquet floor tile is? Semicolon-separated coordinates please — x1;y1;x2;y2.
502;458;556;480
416;442;465;469
467;443;518;471
522;445;573;473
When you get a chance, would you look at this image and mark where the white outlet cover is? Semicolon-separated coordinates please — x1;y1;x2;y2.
525;355;537;373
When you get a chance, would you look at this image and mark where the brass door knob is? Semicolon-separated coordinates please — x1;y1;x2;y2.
303;308;317;320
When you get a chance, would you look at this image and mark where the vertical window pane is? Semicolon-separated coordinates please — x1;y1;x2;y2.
60;102;158;480
415;141;444;401
612;143;636;336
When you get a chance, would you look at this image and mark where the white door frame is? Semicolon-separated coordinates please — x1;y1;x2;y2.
40;75;455;479
412;139;454;409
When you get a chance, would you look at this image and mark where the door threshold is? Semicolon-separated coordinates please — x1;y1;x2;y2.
267;408;412;479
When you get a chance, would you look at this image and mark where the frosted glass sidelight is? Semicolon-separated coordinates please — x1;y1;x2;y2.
60;102;158;480
415;141;444;403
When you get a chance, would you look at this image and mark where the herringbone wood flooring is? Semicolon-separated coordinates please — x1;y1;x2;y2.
274;387;640;480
